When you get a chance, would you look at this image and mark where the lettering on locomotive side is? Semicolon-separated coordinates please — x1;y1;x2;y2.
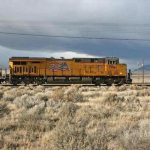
49;62;70;71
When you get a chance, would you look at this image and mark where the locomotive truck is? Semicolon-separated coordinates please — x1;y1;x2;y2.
8;57;132;85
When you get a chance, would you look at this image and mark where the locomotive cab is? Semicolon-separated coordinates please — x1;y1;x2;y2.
105;57;119;65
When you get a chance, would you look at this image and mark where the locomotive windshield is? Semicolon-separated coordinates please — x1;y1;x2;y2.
105;57;119;64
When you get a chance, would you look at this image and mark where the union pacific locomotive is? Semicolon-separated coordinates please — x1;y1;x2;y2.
8;57;132;85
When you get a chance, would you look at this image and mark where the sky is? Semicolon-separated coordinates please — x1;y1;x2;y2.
0;0;150;69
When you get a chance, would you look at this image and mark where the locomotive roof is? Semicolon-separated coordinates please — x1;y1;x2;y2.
10;57;119;60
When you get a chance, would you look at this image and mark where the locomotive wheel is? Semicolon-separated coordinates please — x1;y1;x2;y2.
106;83;112;86
22;78;34;85
11;80;18;85
117;79;125;86
36;78;45;85
94;82;101;86
105;78;114;86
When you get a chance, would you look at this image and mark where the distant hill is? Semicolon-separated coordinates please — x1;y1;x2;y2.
133;65;150;73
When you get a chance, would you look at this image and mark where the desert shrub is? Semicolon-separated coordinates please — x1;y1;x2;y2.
3;92;15;101
47;118;89;150
47;103;110;150
130;85;144;91
0;134;4;149
0;92;3;100
27;102;46;115
14;94;33;109
136;89;150;97
124;96;142;112
28;84;35;89
51;85;84;102
13;94;46;110
34;85;45;92
18;85;25;89
118;85;128;91
108;85;118;91
64;86;84;102
0;104;10;118
103;93;142;112
77;106;114;122
80;87;98;92
1;112;54;149
51;86;62;91
23;86;34;92
44;88;53;97
79;87;89;92
51;88;65;101
2;88;25;101
46;100;63;111
98;86;108;92
86;122;112;150
18;113;56;133
1;85;150;149
58;102;79;119
47;122;111;150
103;93;125;105
34;92;48;102
2;86;12;92
119;119;150;150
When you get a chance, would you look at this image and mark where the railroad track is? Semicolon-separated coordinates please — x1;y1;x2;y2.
0;83;150;87
132;83;150;86
0;83;95;87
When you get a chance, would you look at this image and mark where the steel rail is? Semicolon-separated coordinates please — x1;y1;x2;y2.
1;83;150;87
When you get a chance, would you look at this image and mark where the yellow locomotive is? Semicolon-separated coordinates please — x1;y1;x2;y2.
9;57;132;85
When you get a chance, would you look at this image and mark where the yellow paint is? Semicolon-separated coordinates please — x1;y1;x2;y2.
9;58;127;77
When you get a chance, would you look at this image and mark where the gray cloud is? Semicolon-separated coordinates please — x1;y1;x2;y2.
0;0;150;67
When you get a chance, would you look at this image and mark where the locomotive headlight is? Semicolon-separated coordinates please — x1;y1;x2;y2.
120;72;123;75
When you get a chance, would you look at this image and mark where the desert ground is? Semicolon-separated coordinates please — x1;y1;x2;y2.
132;73;150;83
0;84;150;150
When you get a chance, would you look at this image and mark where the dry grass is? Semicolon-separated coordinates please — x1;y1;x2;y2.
0;84;150;149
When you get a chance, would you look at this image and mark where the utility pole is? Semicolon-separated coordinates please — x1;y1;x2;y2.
137;62;140;83
142;59;144;84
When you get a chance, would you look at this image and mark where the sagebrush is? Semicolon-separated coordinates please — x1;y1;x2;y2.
0;85;150;150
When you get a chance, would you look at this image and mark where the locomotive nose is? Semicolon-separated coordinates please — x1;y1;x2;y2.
127;69;132;84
